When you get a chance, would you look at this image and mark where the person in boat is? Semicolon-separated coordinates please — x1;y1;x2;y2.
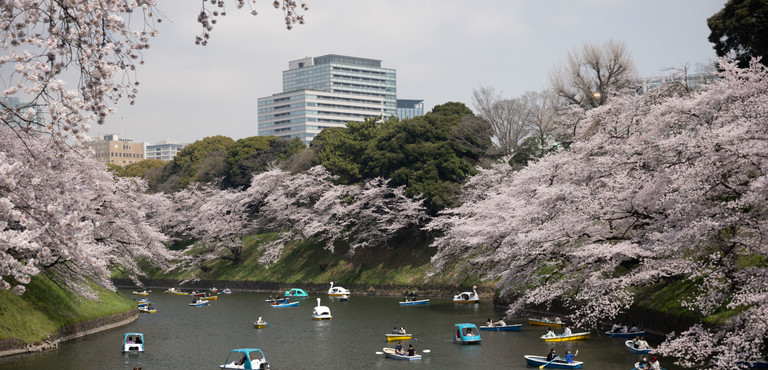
554;317;562;324
407;344;415;356
546;348;557;361
126;337;134;344
135;336;142;344
392;327;400;334
543;329;557;338
494;317;507;326
562;325;572;336
399;326;406;334
465;327;473;335
565;349;578;363
637;336;650;350
620;324;629;333
633;336;641;348
486;318;493;326
636;355;650;369
630;323;640;332
394;341;405;355
612;323;622;333
236;355;247;366
649;356;661;370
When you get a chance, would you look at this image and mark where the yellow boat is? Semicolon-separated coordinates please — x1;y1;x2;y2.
540;332;590;342
528;318;566;327
132;290;150;296
253;322;269;329
165;288;188;295
385;333;413;342
202;295;218;301
138;306;157;313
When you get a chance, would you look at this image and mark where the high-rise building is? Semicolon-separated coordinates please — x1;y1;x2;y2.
396;99;424;120
88;134;145;166
146;139;185;161
258;54;404;144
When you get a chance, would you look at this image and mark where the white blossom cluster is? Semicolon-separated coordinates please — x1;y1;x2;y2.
428;59;768;369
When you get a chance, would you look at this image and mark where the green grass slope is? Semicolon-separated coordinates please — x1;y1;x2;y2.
0;275;135;343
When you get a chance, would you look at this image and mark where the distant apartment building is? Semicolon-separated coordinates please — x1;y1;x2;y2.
637;72;714;94
1;97;43;126
88;134;145;166
396;99;424;120
259;54;422;144
146;140;185;161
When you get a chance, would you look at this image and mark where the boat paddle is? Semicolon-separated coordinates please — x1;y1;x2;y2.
539;356;560;369
375;351;384;355
422;350;430;353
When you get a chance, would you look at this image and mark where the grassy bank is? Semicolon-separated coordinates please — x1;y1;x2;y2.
0;274;135;343
135;232;496;290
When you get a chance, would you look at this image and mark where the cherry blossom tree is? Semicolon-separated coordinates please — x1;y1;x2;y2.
158;166;428;268
429;59;768;369
0;1;308;295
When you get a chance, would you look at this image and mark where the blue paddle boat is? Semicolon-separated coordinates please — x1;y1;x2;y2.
219;348;269;369
524;355;583;368
480;324;522;331
453;323;481;344
284;288;308;297
122;333;144;353
189;299;209;307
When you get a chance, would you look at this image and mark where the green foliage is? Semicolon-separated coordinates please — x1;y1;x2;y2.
316;103;491;212
117;159;167;178
223;136;306;189
708;0;768;68
151;135;235;191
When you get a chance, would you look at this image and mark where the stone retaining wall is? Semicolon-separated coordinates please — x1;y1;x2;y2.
0;309;138;358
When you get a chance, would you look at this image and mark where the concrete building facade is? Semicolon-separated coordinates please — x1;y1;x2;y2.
88;134;145;166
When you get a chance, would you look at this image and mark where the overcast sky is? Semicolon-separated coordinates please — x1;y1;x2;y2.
96;0;727;144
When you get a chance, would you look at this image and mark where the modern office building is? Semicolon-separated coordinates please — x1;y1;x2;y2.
1;97;43;126
88;134;145;166
396;99;424;120
146;139;185;161
259;54;409;144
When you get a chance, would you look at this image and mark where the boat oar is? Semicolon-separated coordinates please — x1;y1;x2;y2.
375;351;384;355
539;356;560;369
422;350;431;353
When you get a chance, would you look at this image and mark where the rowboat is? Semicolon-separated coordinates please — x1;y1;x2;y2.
385;333;412;342
312;298;332;320
529;318;566;327
382;347;422;361
339;294;349;302
253;321;269;329
219;348;269;369
138;306;157;313
165;287;187;295
540;332;590;342
523;355;583;369
284;288;308;297
122;333;144;353
265;297;288;303
480;324;522;331
202;295;218;301
454;323;481;344
625;340;652;354
189;291;205;297
221;288;232;294
271;301;299;308
453;285;479;303
399;299;429;306
132;290;150;296
328;282;350;297
605;330;645;338
189;300;209;307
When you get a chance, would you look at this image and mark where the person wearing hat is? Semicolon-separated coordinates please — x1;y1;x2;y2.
649;356;661;370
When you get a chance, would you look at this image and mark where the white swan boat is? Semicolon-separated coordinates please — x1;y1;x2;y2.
453;285;479;303
328;282;350;297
